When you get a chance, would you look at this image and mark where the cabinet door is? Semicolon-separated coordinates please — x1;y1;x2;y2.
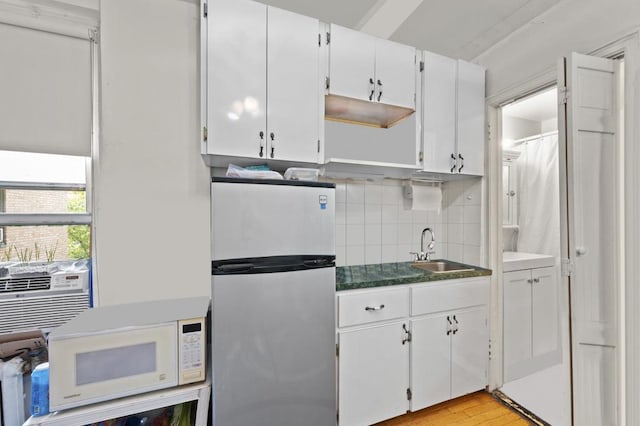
450;307;488;399
338;322;409;426
456;60;485;176
207;0;267;158
503;269;533;381
410;314;452;411
267;7;320;163
374;39;416;108
532;266;558;357
328;24;375;102
422;51;457;174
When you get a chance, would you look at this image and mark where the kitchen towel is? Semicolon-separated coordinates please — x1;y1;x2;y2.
405;183;442;212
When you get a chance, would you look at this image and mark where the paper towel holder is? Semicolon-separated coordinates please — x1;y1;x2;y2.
403;179;441;200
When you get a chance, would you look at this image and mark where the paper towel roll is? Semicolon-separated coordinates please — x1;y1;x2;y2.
410;183;442;212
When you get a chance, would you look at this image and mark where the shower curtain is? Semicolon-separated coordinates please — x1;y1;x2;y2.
515;133;561;259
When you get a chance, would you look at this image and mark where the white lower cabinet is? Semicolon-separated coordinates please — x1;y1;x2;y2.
337;277;490;425
410;279;489;411
503;266;559;381
338;322;410;426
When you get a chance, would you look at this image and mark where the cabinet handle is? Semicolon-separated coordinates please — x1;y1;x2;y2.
270;132;275;158
446;315;452;335
452;315;459;335
402;323;412;345
458;154;464;173
369;77;375;101
377;79;383;102
450;153;457;173
365;304;385;311
533;278;540;283
258;131;265;157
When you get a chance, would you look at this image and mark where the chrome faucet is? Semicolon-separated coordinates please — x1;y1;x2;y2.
412;227;436;261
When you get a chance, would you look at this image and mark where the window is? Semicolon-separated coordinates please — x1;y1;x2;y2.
0;189;5;247
0;151;91;264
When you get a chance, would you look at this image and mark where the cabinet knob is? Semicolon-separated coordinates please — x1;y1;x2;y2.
377;79;383;102
458;154;464;173
576;247;587;256
450;153;457;173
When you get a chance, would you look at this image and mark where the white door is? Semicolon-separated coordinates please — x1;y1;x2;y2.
267;7;319;163
374;39;416;108
422;51;457;174
338;322;409;426
450;307;488;399
559;52;620;426
531;266;558;357
410;314;452;411
328;24;375;102
207;0;267;158
503;269;533;381
456;60;486;176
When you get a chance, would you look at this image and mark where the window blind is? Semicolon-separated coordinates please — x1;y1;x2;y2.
0;22;91;156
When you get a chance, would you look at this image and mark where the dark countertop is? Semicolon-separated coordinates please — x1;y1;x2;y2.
336;260;492;291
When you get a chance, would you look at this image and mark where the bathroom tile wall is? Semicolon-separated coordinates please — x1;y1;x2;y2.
330;177;483;267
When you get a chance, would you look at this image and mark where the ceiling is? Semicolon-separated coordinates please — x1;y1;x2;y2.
253;0;563;60
503;87;557;122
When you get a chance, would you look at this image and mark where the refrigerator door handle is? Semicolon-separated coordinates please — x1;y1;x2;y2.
303;258;331;268
214;263;255;274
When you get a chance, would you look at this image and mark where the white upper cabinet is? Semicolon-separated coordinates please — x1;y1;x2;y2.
375;38;417;109
206;0;266;160
326;24;416;129
456;60;486;176
203;0;321;164
422;51;457;174
266;7;320;163
422;52;486;175
327;24;375;103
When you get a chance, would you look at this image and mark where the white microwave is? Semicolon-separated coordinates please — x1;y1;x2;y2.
48;296;209;411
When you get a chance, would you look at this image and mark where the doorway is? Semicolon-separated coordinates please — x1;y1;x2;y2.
498;87;571;426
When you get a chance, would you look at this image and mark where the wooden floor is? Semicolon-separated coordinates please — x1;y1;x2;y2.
374;391;531;426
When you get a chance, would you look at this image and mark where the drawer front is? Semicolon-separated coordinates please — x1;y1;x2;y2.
338;287;409;328
411;277;489;316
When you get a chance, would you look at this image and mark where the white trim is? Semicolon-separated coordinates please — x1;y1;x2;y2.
486;104;503;390
0;213;91;226
0;0;97;40
618;31;640;426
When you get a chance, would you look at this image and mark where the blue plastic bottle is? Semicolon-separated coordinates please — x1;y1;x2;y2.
30;362;50;417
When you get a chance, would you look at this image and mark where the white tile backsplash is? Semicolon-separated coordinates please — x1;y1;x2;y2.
346;224;365;245
364;182;383;204
346;182;365;203
328;177;483;266
346;202;365;224
365;245;382;264
364;204;382;224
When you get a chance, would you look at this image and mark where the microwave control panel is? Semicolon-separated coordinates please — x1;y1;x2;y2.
178;317;206;385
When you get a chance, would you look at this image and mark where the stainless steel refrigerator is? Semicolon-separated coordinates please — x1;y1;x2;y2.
210;177;336;426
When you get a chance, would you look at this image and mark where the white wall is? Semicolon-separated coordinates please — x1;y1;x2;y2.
332;178;482;267
475;0;640;104
502;116;541;142
95;0;210;305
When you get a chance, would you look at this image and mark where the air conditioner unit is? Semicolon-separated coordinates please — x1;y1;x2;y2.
0;266;90;335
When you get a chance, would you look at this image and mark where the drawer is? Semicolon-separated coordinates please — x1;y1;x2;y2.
411;277;489;316
338;287;409;328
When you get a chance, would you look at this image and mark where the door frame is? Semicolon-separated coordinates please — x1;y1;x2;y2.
485;30;640;426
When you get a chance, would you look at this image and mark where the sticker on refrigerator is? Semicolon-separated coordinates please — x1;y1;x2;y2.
319;195;327;210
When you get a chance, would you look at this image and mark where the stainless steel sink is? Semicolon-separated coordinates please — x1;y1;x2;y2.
411;261;475;274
